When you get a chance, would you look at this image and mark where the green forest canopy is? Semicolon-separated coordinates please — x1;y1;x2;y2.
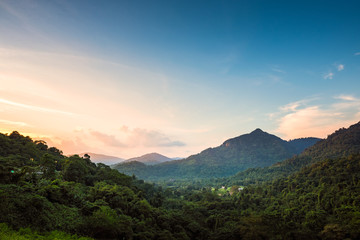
0;123;360;239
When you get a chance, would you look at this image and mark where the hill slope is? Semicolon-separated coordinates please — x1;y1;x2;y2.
233;153;360;239
114;129;319;180
288;137;322;154
224;121;360;186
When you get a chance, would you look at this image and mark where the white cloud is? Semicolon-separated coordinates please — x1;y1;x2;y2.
0;119;29;127
90;131;127;147
280;101;302;112
334;95;358;101
354;52;360;56
323;72;334;80
86;127;186;149
279;98;318;112
120;126;186;147
0;98;75;116
274;96;360;139
337;64;344;71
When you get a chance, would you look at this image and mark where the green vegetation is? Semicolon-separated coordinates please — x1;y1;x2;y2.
220;121;360;187
0;223;91;240
0;122;360;239
114;129;320;181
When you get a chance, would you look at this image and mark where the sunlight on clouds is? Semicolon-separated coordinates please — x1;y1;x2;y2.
0;47;174;126
0;119;29;127
41;127;186;158
0;47;186;157
276;106;341;139
335;95;358;101
279;101;303;112
120;126;186;148
41;135;92;155
0;98;75;116
275;97;360;139
279;98;318;112
90;130;126;148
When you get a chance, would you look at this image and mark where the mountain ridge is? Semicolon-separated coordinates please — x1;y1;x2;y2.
122;152;174;165
114;129;321;180
223;121;360;186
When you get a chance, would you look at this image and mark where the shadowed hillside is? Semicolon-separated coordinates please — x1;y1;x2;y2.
114;129;320;180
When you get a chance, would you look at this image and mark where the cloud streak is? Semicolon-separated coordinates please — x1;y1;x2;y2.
323;72;334;80
334;95;358;101
90;131;127;147
88;127;185;149
0;98;75;116
120;126;186;147
0;119;29;127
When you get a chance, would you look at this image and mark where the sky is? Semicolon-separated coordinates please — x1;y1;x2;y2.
0;0;360;159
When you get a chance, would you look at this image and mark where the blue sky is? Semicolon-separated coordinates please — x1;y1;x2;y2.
0;0;360;158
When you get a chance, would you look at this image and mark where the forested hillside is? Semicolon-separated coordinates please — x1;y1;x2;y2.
221;122;360;186
114;129;320;181
0;123;359;239
0;132;185;239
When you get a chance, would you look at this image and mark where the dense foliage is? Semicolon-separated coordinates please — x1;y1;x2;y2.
219;122;360;187
0;223;91;240
114;129;320;181
0;122;359;239
0;132;188;239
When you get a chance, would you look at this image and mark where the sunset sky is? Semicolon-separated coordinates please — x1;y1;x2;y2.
1;0;360;158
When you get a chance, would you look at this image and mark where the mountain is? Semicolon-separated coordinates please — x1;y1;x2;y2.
114;129;319;180
288;137;322;154
1;126;359;239
224;121;360;186
123;152;173;165
80;152;125;165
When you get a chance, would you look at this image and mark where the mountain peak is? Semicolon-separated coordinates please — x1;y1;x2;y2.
124;152;173;165
250;128;265;134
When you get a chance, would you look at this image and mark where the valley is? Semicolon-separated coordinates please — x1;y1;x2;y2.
1;122;360;239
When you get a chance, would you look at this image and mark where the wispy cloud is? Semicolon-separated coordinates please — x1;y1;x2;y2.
0;0;55;46
42;136;92;155
279;98;317;112
354;52;360;56
120;126;186;147
280;101;303;112
337;64;344;71
90;131;126;147
88;127;186;149
332;95;360;110
334;94;358;101
323;72;334;80
273;96;360;139
0;119;29;127
0;98;75;116
271;68;286;74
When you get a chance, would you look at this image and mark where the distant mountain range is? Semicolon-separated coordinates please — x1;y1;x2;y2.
122;152;175;165
113;129;321;180
80;152;125;165
81;152;179;166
